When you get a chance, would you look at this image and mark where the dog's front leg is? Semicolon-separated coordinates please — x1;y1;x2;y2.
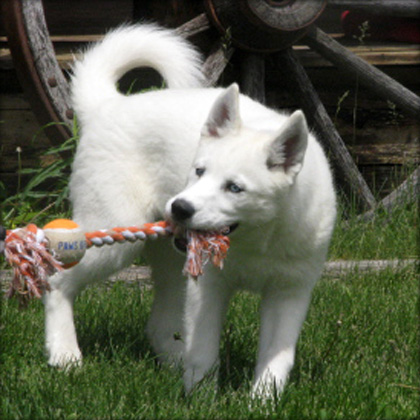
183;273;232;393
253;283;313;398
145;240;187;365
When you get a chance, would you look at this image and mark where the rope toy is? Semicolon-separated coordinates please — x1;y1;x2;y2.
1;219;230;303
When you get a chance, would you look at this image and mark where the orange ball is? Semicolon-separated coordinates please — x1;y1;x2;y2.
43;219;87;268
43;219;80;230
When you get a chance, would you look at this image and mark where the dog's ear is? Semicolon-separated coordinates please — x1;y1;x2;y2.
201;83;240;138
267;110;308;175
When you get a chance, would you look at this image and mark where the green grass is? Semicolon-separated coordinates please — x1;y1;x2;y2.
1;268;417;419
330;198;417;261
1;201;418;419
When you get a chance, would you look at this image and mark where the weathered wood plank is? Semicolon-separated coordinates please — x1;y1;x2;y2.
323;259;417;276
1;0;72;147
304;26;420;119
3;36;420;71
41;0;133;35
0;104;51;172
1;259;416;290
294;43;420;68
350;144;419;165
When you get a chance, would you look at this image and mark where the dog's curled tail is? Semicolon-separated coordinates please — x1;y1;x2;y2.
71;24;204;118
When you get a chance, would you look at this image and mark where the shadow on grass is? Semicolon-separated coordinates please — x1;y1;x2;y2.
74;282;155;363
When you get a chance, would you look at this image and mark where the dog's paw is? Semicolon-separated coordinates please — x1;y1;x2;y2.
183;363;219;395
251;372;287;401
47;348;82;370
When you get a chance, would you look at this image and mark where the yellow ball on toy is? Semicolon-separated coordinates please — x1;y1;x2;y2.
43;219;87;268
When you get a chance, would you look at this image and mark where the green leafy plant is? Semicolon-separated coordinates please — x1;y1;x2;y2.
1;118;79;228
353;20;370;45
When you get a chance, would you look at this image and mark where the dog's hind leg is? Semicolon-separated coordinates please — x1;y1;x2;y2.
252;283;313;398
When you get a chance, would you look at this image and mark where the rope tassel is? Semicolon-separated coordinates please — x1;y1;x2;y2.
2;219;230;303
184;230;230;280
4;224;61;302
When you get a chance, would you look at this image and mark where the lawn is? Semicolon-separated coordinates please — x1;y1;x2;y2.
1;200;418;419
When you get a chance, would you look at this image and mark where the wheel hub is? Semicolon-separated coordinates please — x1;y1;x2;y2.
205;0;327;52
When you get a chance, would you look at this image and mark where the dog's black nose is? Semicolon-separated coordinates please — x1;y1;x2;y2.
171;199;195;222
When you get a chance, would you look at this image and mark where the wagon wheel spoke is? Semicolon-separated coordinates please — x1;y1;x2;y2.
276;48;376;211
303;26;420;119
175;13;211;38
202;42;235;87
240;53;266;104
359;166;419;222
174;12;233;86
1;0;72;147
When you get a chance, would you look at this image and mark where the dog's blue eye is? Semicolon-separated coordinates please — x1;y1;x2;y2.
195;167;205;177
226;182;243;193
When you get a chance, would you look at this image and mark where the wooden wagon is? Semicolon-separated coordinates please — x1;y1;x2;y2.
1;0;419;214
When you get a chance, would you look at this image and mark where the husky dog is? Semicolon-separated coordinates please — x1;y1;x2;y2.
44;24;336;397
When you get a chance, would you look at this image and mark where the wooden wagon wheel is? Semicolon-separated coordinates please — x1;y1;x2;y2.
1;0;73;146
2;0;419;213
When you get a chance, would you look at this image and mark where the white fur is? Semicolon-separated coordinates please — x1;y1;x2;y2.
44;24;336;398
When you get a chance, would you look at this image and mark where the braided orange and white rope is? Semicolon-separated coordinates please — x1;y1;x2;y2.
3;220;230;303
84;221;171;246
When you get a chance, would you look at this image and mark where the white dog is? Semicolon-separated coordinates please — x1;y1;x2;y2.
44;24;336;397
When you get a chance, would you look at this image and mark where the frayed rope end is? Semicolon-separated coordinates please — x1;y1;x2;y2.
4;225;63;304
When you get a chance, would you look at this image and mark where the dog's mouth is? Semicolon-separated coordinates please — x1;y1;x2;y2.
173;223;239;253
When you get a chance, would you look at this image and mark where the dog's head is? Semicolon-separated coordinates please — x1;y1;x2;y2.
166;84;309;237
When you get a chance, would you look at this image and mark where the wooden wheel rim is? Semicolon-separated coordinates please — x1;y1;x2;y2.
247;0;327;32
